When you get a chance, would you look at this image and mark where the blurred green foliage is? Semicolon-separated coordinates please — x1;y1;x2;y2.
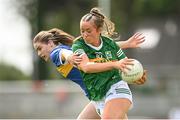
0;63;30;80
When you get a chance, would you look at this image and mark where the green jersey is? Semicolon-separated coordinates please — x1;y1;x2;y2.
72;36;126;101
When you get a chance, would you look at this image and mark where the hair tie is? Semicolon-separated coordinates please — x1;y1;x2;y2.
90;10;104;19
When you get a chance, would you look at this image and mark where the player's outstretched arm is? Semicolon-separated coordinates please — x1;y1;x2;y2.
116;33;145;49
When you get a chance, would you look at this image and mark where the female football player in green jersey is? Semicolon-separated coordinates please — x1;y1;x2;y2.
72;7;146;119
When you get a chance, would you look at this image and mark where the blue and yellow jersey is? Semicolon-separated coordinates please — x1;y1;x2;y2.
50;45;88;97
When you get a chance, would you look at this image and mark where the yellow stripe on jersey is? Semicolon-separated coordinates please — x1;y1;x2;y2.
90;58;110;63
56;63;73;77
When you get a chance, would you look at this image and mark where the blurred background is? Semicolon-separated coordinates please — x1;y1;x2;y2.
0;0;180;119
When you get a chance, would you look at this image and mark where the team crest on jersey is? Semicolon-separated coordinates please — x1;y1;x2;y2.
105;51;112;59
95;52;103;58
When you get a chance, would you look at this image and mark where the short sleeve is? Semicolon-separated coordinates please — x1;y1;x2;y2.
50;47;72;66
61;49;73;62
111;40;126;60
72;41;85;56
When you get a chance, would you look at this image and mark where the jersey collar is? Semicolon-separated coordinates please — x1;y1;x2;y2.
85;36;103;51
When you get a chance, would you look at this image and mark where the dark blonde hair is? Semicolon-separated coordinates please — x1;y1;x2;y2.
33;28;74;46
81;7;116;37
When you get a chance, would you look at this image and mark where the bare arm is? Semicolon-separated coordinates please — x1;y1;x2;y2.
116;33;145;49
77;53;134;73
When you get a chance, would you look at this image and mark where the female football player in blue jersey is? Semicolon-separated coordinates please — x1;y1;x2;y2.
33;28;146;119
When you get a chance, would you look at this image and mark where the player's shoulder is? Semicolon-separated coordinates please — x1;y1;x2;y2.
72;36;86;49
51;45;70;55
101;35;114;42
101;35;117;48
50;45;71;66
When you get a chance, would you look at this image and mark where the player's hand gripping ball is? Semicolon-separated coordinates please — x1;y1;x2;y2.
122;59;143;84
